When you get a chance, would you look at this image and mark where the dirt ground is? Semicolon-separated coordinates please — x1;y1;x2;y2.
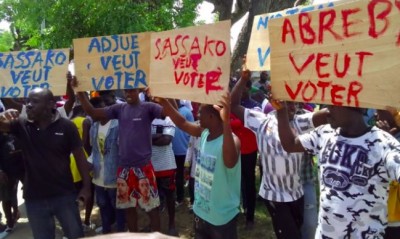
81;166;276;238
82;197;276;239
5;167;276;239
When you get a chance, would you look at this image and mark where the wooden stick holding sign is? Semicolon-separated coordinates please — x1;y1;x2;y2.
73;33;151;92
269;0;400;109
0;49;69;98
149;20;231;105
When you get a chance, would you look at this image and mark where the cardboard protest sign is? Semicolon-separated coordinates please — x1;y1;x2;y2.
246;0;352;71
0;49;69;98
73;33;151;92
149;20;231;105
269;0;400;109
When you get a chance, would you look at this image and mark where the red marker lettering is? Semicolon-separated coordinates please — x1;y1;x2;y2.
205;67;223;94
368;0;392;39
347;81;363;107
342;8;362;38
190;54;201;71
334;53;350;78
301;81;317;102
181;35;189;56
331;84;346;106
316;53;331;78
317;80;332;101
174;71;185;84
318;9;343;43
355;51;373;76
289;53;315;75
190;37;201;56
174;35;182;56
154;38;162;60
285;81;304;100
282;18;296;44
203;36;215;56
299;13;316;45
215;41;227;56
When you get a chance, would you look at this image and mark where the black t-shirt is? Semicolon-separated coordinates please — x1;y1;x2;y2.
10;116;82;200
0;133;24;179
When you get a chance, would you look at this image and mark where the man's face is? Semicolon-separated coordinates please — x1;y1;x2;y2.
326;105;353;129
101;94;116;106
198;104;210;129
260;71;268;82
124;89;140;104
26;91;51;121
117;178;128;196
138;178;150;196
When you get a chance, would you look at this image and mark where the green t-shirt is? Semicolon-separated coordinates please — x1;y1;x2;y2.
193;129;241;225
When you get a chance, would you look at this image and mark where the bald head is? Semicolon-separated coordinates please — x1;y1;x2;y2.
29;88;55;102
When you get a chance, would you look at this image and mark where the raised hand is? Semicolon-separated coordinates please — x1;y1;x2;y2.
1;109;19;121
213;92;231;124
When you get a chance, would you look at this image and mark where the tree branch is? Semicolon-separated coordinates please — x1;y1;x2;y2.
231;0;249;25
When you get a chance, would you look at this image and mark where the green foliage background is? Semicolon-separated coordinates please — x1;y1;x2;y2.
0;0;203;51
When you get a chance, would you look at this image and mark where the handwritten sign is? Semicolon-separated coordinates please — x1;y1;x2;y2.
0;49;69;98
73;33;151;92
246;0;354;71
149;21;231;104
269;0;400;109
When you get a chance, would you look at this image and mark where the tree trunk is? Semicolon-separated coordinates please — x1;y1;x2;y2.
230;0;297;74
205;0;249;25
205;0;234;20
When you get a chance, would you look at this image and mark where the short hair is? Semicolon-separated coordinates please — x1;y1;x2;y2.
347;106;365;114
245;80;252;88
89;97;104;108
201;104;220;120
99;90;115;97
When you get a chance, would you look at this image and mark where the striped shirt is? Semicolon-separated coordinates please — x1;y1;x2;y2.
244;109;314;202
151;117;176;172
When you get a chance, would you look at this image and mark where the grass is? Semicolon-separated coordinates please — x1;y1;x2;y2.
238;166;276;239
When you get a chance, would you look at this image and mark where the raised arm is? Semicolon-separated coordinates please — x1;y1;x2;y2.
72;76;109;121
158;99;203;137
215;92;240;168
276;102;306;153
76;92;108;122
1;98;24;112
63;72;76;116
152;134;173;146
0;109;19;132
230;70;251;122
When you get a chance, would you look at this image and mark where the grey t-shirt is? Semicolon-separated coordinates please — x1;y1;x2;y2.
106;102;163;167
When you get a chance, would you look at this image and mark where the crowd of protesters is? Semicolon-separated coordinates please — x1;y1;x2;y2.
0;63;399;239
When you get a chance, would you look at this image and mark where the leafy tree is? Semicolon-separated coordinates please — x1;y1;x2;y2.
0;30;13;52
0;0;202;50
205;0;308;73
